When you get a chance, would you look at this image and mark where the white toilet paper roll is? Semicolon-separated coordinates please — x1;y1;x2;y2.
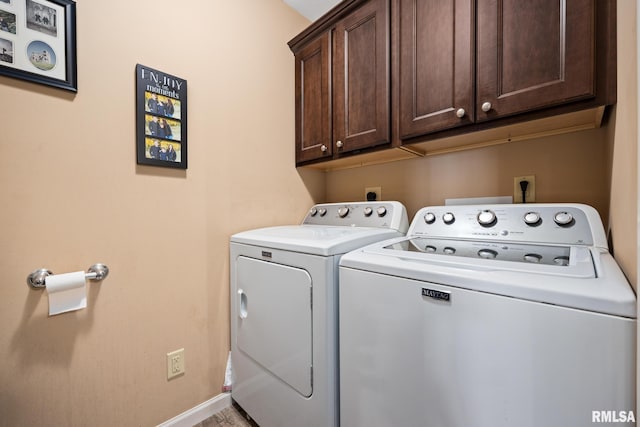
46;271;87;316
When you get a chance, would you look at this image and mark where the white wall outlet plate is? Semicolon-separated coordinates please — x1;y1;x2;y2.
513;175;535;203
167;348;185;380
365;186;382;201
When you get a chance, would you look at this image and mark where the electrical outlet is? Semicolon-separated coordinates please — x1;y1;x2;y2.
513;175;536;203
364;187;382;201
167;348;185;380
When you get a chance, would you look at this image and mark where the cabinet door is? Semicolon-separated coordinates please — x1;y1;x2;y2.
333;0;390;154
476;0;595;121
398;0;474;139
295;32;331;163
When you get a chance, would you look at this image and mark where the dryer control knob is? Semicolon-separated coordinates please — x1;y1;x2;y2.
524;212;542;226
338;207;350;218
442;212;455;224
424;212;436;224
363;207;373;217
318;208;327;217
376;206;387;217
309;207;318;217
477;210;497;227
554;211;574;226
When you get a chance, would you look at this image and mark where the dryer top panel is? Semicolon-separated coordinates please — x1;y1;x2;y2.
231;225;404;256
230;201;409;256
302;201;408;233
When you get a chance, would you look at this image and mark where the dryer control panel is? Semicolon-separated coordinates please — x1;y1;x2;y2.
408;203;607;248
303;202;409;233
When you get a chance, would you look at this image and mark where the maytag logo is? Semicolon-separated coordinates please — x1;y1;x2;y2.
422;288;450;301
261;251;272;258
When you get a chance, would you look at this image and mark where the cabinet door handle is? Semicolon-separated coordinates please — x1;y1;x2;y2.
320;144;328;152
456;108;465;118
481;102;492;112
336;140;343;148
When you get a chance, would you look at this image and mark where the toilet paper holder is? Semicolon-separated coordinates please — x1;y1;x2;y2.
27;263;109;289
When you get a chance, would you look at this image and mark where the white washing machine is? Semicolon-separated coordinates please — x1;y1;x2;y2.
339;203;636;427
230;201;408;427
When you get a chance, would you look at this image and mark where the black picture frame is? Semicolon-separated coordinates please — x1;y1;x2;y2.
0;0;77;92
136;64;187;169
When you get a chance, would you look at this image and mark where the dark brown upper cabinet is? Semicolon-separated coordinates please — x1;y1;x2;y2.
398;0;475;138
398;0;609;140
291;0;615;169
290;0;390;165
475;0;596;122
294;33;331;164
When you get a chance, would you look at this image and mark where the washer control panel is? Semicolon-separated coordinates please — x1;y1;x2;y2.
303;201;408;232
408;204;603;246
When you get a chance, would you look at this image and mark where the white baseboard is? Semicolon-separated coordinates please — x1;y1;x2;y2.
157;392;232;427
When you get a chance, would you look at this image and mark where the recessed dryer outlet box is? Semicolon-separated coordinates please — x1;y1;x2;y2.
514;175;536;203
167;348;185;380
365;187;382;201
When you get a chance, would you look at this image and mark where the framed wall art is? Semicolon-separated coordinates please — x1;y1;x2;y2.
0;0;77;92
136;64;187;169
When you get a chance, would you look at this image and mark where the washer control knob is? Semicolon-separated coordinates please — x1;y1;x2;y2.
363;207;373;217
524;253;542;263
554;256;570;266
443;247;456;255
442;212;455;224
478;249;498;259
477;210;497;227
376;206;387;217
554;211;574;226
318;208;327;217
524;211;542;226
309;207;318;217
338;207;350;218
424;212;436;224
425;245;437;253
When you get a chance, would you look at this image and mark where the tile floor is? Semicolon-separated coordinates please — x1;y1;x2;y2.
192;404;256;427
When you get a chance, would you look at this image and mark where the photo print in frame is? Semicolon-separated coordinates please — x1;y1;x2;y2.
136;64;187;169
0;0;77;92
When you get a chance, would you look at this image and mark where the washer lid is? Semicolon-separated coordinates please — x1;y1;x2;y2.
340;237;636;318
231;225;404;256
385;237;591;273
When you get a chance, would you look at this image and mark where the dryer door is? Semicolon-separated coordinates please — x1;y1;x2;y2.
236;256;313;397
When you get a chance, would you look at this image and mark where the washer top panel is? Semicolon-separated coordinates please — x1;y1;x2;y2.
409;203;606;248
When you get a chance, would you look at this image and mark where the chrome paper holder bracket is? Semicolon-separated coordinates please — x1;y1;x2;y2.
27;263;109;289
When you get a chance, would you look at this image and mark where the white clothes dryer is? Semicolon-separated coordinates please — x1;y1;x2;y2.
339;203;636;427
230;201;408;427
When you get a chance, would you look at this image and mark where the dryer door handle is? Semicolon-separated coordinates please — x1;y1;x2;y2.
238;289;248;319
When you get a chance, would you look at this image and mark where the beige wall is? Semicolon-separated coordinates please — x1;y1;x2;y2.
326;127;611;224
608;0;638;288
0;1;322;426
